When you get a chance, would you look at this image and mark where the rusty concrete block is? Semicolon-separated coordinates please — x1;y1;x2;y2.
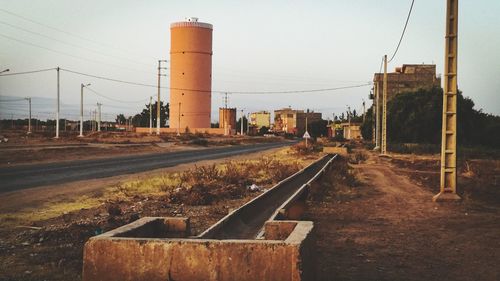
323;146;348;156
82;218;315;281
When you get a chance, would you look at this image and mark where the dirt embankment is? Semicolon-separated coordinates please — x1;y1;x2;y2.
306;149;500;281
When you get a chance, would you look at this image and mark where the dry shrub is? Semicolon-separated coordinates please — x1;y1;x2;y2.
171;158;303;205
269;161;302;181
349;151;368;164
180;164;220;185
291;141;322;155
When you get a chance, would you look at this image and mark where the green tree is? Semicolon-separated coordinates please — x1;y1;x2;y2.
309;120;328;137
362;86;500;148
115;114;126;125
131;102;169;127
236;115;248;134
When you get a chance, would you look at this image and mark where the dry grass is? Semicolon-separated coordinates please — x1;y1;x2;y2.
0;147;319;226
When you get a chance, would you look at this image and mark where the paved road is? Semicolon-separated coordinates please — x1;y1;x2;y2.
0;142;293;193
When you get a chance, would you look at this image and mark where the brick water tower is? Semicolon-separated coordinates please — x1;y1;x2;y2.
170;17;213;131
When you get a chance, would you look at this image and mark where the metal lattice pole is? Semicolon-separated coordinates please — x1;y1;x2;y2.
434;0;460;201
381;55;388;155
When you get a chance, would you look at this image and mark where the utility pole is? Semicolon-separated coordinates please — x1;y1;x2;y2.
223;93;229;135
79;83;90;137
90;110;94;132
434;0;460;202
97;103;102;132
374;82;381;150
240;109;244;135
305;112;309;148
246;113;250;135
55;67;60;138
347;106;351;139
25;97;31;134
362;99;366;123
177;102;181;136
149;96;153;134
156;60;167;135
381;55;388;155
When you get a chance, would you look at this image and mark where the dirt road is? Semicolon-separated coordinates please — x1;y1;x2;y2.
308;151;500;281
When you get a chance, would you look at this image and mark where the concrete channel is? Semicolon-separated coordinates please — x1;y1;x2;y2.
82;153;339;281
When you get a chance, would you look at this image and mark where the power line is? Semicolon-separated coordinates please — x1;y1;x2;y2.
60;68;160;88
0;68;56;76
0;21;152;68
3;67;371;95
0;7;153;61
388;0;415;63
0;33;155;74
215;83;372;95
85;86;150;104
378;56;384;74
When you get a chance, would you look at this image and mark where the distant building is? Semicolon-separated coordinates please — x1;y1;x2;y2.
373;64;441;101
341;123;362;140
372;64;441;142
219;108;236;135
250;111;271;129
274;108;322;136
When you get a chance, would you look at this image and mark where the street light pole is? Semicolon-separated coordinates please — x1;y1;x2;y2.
55;67;60;138
79;83;90;137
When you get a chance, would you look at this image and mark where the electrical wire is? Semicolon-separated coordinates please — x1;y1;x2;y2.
388;0;415;63
0;98;27;102
226;83;371;95
0;8;153;61
60;68;159;88
0;33;156;74
0;21;152;68
379;56;384;74
0;68;56;76
84;86;150;104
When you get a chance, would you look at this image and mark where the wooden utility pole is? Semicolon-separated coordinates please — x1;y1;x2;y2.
434;0;460;201
381;55;388;155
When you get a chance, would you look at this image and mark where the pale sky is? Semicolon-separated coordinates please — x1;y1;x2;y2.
0;0;499;122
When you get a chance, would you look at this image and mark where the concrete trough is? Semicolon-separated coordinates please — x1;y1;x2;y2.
83;154;339;281
82;217;315;281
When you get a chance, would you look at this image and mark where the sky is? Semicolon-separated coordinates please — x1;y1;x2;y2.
0;0;499;122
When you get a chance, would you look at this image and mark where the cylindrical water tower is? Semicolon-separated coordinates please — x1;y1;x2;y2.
170;17;213;130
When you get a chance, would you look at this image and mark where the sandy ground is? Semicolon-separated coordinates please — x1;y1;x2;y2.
1;143;498;281
307;149;500;281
